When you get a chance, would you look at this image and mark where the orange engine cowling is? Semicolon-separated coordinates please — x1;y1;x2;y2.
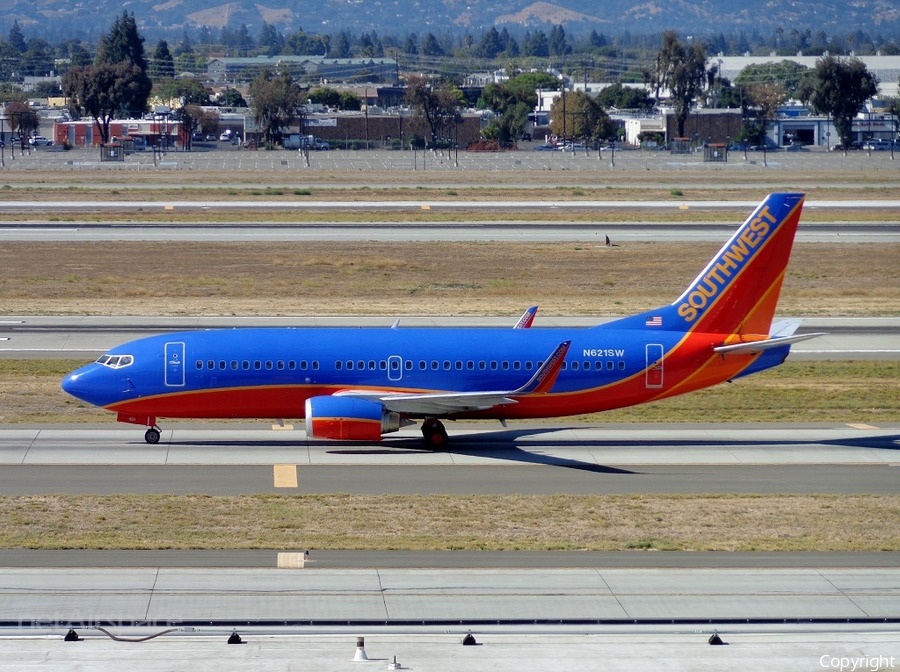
305;395;402;441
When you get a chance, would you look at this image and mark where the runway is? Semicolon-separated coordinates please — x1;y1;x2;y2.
1;220;897;243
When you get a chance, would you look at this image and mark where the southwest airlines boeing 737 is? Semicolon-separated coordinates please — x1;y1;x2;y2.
62;192;821;447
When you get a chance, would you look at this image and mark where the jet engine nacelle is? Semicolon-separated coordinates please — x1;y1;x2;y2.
305;395;402;441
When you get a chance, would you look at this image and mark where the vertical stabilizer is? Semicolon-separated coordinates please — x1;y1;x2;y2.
673;192;804;335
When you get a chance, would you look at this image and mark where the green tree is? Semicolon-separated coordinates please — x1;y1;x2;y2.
421;33;443;57
548;25;570;57
218;87;247;107
62;61;151;142
308;87;342;108
339;90;362;111
523;30;549;58
596;83;654;111
149;40;174;80
248;69;302;146
96;12;147;72
734;60;813;100
473;27;502;59
654;31;708;138
8;20;26;53
548;91;614;143
809;55;878;147
746;83;786;143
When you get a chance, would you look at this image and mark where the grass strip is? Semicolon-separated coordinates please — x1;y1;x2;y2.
0;493;896;552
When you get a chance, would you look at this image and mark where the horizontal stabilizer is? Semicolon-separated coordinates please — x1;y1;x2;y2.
713;332;826;355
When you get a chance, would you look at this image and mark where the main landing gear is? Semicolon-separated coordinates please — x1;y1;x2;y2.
421;418;449;448
144;426;161;444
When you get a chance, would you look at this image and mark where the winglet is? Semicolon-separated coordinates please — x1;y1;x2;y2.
513;306;538;329
512;341;571;395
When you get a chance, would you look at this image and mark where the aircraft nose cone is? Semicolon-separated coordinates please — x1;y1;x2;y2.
61;369;89;401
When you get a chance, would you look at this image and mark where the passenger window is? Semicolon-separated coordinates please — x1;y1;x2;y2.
405;360;412;370
525;361;533;370
467;361;474;370
583;361;590;370
357;360;365;370
606;361;614;371
288;361;296;370
443;361;451;370
490;361;498;370
255;361;262;370
207;360;214;369
300;361;308;370
513;361;521;370
243;361;250;370
219;361;226;370
335;361;342;370
266;361;273;370
502;361;509;370
479;361;486;370
419;360;426;370
346;361;353;370
370;360;378;370
196;360;203;370
431;361;439;370
231;361;238;370
618;361;626;370
312;361;319;370
277;361;284;370
571;361;579;371
379;360;387;370
455;361;463;370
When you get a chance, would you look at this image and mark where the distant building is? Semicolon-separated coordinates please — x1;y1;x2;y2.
710;54;900;98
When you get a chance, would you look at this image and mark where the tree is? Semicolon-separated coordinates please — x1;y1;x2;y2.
8;20;27;53
96;12;147;72
308;87;342;108
338;90;362;111
549;25;570;57
746;83;786;144
62;61;151;143
248;69;302;146
333;33;351;58
149;40;174;79
523;30;549;58
217;87;247;107
809;55;878;146
421;33;443;57
734;60;813;100
548;91;614;143
473;27;502;59
654;31;709;138
595;83;653;111
5;101;40;140
405;74;460;146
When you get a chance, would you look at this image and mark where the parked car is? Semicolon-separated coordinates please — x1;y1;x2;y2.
863;139;898;151
533;144;562;151
29;136;52;146
219;130;233;141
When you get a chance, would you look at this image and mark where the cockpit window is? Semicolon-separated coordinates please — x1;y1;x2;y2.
95;354;134;369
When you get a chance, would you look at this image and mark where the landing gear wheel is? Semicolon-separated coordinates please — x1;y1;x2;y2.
421;419;449;448
144;427;161;444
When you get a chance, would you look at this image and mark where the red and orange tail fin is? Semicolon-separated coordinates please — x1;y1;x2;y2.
670;192;805;336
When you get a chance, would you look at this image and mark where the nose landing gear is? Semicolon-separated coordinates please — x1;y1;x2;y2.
144;426;161;444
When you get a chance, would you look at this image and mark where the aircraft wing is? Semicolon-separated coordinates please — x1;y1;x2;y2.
334;341;571;416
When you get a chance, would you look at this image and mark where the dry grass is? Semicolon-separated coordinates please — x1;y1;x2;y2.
0;493;896;551
0;241;897;317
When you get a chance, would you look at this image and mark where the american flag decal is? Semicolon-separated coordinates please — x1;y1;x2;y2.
645;316;662;327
